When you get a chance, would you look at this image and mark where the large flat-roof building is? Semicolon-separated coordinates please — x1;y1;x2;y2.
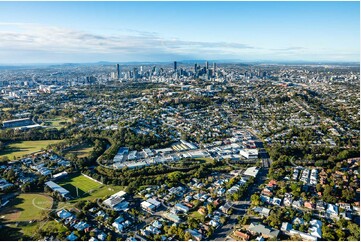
2;118;34;128
240;149;259;159
244;166;260;177
141;201;156;212
103;191;129;211
162;212;181;223
45;181;71;199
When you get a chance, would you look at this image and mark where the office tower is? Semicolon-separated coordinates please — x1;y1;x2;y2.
174;61;177;71
133;68;138;79
213;62;216;72
116;64;120;79
194;63;198;73
206;61;209;70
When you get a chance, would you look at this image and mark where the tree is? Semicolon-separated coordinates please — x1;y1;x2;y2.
342;188;356;202
347;222;360;241
335;228;346;240
187;217;198;229
299;224;306;232
167;226;177;237
322;225;336;240
316;184;323;192
0;156;9;163
106;233;113;241
323;185;336;203
6;169;16;183
21;183;31;193
220;216;227;224
177;227;185;240
250;194;261;206
207;204;214;215
184;232;192;241
167;171;183;183
239;215;250;225
303;212;312;223
267;211;282;228
290;182;301;197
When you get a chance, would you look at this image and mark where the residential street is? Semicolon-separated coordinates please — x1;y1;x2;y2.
211;168;269;240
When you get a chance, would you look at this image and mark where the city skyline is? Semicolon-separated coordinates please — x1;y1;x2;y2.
0;1;359;64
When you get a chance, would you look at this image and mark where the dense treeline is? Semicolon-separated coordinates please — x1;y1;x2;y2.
48;136;108;170
99;127;173;161
0;127;65;141
83;159;223;194
266;142;359;166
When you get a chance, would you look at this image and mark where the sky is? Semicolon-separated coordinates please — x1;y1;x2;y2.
0;1;359;64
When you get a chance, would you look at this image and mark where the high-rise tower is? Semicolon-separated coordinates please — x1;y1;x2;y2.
116;64;120;79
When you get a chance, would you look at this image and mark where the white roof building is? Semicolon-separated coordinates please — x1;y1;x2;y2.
102;191;127;210
244;166;260;177
309;219;322;238
326;203;339;216
239;149;258;159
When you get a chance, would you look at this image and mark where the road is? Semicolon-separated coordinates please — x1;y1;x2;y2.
210;168;269;241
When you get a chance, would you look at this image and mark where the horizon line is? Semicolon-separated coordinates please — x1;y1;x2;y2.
0;59;360;66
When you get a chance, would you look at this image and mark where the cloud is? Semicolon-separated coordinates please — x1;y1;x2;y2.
0;22;255;58
271;46;307;51
0;22;357;63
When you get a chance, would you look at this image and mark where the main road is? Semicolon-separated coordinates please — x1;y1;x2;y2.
210;168;269;241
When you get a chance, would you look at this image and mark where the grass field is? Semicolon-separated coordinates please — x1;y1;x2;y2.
55;174;124;209
56;184;125;211
42;117;72;129
25;220;67;238
0;140;62;160
57;174;102;197
64;143;94;158
0;193;53;222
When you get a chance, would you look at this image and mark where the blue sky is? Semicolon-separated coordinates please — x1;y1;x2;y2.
0;1;359;63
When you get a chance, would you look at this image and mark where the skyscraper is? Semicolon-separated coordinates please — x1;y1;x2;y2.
116;64;120;79
206;61;209;70
213;62;216;72
194;63;197;73
174;61;177;71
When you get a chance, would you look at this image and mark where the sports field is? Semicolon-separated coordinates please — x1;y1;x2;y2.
0;193;53;222
57;174;103;197
0;140;62;160
53;174;124;210
42;117;72;129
